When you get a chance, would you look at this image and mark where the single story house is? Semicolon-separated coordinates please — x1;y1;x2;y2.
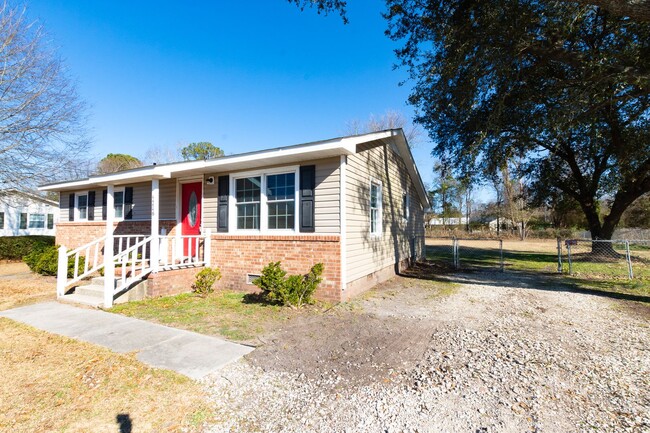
40;129;429;307
0;189;58;237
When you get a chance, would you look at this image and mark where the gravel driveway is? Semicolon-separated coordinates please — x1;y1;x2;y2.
204;268;650;433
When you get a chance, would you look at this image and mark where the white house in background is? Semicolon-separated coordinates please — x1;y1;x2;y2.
427;217;468;226
0;189;58;236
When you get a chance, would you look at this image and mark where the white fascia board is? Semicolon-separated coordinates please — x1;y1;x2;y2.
39;169;171;192
391;130;431;209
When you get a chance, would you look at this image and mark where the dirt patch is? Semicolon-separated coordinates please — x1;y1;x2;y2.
207;268;650;433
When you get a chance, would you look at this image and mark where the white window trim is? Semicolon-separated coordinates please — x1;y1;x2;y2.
403;190;411;222
369;178;383;237
28;213;46;229
75;191;89;221
113;187;126;221
229;165;299;234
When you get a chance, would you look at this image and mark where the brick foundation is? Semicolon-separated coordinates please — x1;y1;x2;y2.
145;267;201;298
210;234;342;302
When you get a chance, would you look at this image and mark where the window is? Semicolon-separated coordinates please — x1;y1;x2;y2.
114;189;125;219
370;180;382;235
402;192;410;220
47;214;54;229
236;177;261;230
77;193;88;220
29;214;45;229
232;168;298;232
19;213;27;229
0;212;3;229
267;173;295;230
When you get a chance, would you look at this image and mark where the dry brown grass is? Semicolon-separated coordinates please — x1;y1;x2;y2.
0;262;56;311
0;318;212;433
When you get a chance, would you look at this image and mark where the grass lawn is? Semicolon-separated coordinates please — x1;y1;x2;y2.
111;290;304;344
0;261;56;310
0;262;213;432
0;318;211;433
425;239;650;302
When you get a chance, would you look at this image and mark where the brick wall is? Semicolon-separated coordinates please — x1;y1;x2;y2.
145;267;201;298
56;220;177;251
210;234;342;302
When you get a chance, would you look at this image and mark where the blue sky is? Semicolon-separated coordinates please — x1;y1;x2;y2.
29;0;436;187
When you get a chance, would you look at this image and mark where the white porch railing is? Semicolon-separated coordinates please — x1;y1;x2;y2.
56;232;212;307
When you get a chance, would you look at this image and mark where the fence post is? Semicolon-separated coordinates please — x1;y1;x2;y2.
567;243;573;275
557;238;563;273
56;245;67;297
625;240;634;280
452;237;458;269
499;239;504;272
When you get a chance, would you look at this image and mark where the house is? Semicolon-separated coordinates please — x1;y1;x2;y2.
0;189;58;237
39;129;429;307
427;217;468;227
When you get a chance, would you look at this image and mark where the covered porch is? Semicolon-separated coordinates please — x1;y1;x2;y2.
54;179;210;308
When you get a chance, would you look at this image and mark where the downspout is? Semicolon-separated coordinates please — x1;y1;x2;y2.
340;155;347;298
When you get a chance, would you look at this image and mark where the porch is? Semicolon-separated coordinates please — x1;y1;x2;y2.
57;231;211;307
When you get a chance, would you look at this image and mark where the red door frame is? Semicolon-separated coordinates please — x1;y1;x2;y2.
181;182;202;257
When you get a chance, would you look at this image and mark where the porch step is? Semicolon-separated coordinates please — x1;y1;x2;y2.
75;284;104;299
90;277;118;288
58;293;103;308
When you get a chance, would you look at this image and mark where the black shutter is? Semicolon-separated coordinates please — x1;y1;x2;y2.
102;189;107;220
20;213;27;229
68;193;75;221
299;165;316;233
87;191;96;221
124;187;133;220
217;175;229;232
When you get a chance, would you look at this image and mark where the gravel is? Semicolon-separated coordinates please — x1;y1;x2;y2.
204;272;650;433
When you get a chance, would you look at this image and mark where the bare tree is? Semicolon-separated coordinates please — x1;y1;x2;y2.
344;110;424;146
501;162;536;240
141;144;181;166
0;2;90;191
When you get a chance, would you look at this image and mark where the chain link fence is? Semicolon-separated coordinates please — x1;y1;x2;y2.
425;237;650;281
565;239;650;280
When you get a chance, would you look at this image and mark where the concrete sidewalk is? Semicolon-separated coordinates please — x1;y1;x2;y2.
0;302;253;380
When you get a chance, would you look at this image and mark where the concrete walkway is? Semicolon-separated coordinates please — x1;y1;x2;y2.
0;302;253;380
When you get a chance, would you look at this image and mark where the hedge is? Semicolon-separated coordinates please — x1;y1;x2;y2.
0;236;55;260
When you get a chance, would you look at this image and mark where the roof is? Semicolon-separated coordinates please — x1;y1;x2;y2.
0;189;58;207
39;129;430;207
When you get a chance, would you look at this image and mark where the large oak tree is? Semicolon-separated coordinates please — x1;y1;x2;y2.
384;0;650;241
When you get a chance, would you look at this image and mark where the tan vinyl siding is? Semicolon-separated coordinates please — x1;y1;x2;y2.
159;179;176;220
346;140;425;283
202;157;340;234
203;176;218;231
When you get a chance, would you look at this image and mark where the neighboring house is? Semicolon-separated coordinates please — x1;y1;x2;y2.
427;217;468;227
40;129;429;306
0;189;58;236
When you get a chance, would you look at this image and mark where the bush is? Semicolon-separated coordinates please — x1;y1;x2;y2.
253;262;324;308
24;245;85;278
192;267;222;297
0;235;54;260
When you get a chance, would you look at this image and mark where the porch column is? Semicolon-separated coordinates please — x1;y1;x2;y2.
151;179;160;273
104;184;115;308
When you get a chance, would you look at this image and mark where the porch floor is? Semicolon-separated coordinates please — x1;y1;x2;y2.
0;302;253;379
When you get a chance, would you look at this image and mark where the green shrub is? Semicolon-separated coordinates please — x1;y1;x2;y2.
24;245;85;278
253;261;324;308
0;235;54;260
192;267;222;297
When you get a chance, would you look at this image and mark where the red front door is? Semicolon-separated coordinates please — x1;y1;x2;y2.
181;182;202;256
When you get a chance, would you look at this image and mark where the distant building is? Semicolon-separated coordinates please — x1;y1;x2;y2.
427;217;468;227
0;189;58;236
